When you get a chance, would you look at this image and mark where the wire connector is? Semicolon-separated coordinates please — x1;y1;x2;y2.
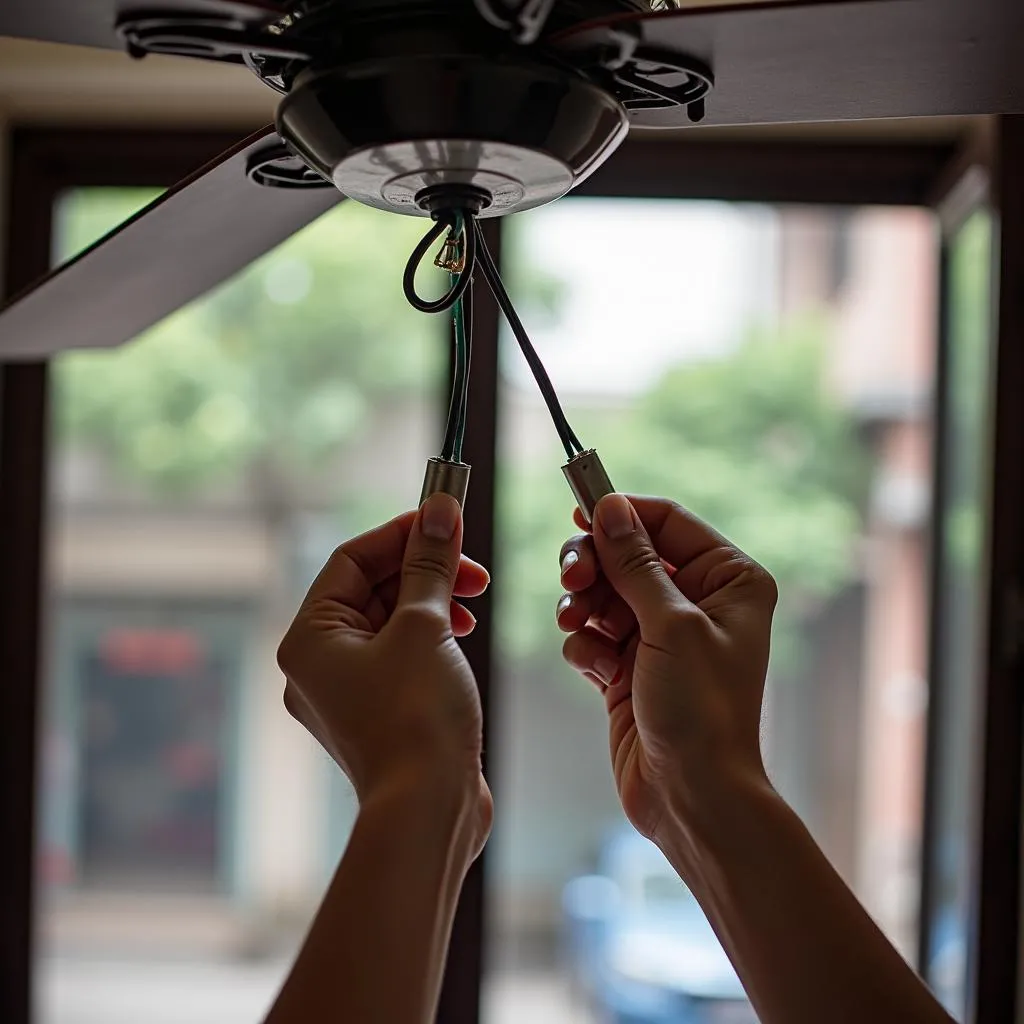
421;457;472;509
434;233;466;274
562;449;614;525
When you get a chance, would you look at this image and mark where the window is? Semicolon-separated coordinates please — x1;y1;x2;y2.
484;198;938;1022
922;208;995;1020
13;129;1018;1024
67;610;237;889
35;190;447;1024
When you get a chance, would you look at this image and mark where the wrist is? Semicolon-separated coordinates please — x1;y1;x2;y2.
360;765;490;861
654;760;780;889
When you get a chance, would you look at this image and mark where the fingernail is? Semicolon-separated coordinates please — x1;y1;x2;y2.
557;593;573;618
421;493;459;541
561;549;579;574
593;656;621;686
597;494;635;540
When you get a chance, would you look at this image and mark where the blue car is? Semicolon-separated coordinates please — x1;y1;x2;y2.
563;827;757;1024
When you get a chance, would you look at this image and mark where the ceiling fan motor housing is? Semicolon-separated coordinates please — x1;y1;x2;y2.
275;22;629;217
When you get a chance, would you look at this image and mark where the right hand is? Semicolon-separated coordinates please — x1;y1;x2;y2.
556;494;778;844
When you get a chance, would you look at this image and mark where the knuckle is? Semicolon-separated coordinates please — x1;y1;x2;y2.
561;633;584;671
672;604;707;633
282;685;298;720
391;602;448;637
751;564;779;609
404;548;456;585
276;629;298;677
649;604;705;648
616;542;662;581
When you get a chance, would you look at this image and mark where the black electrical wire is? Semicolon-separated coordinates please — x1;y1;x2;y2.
403;212;477;315
440;281;470;463
473;219;584;460
455;278;473;461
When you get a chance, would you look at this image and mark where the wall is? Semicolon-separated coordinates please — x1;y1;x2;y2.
0;38;273;127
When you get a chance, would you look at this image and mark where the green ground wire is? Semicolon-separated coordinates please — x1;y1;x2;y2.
452;284;469;462
437;213;471;463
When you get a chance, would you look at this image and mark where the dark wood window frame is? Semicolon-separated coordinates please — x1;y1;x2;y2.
3;123;1022;1024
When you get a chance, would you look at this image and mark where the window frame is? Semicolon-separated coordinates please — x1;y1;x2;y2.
3;122;1021;1024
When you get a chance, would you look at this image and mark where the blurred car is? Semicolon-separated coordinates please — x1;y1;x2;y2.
562;827;757;1024
926;904;968;1017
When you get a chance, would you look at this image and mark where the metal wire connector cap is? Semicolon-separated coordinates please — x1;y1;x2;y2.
420;457;471;509
562;449;615;525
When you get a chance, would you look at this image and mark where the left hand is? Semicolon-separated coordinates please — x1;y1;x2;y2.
277;494;493;852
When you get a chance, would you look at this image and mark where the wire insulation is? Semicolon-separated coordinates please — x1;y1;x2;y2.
440;280;470;462
402;207;584;468
403;213;477;315
455;278;473;462
473;219;583;460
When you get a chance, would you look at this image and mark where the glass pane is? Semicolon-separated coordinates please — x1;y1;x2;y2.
485;199;939;1023
35;192;447;1023
922;209;995;1020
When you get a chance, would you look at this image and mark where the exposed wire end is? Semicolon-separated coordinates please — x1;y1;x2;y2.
562;449;615;525
434;230;467;274
403;211;476;315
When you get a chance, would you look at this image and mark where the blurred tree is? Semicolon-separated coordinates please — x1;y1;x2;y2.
54;189;870;683
52;191;450;494
944;210;993;573
54;190;568;502
498;317;871;680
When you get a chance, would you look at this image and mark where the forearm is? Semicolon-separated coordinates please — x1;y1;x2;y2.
658;770;953;1024
265;775;478;1024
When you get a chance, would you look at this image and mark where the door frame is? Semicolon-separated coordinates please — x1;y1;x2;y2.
2;121;1016;1024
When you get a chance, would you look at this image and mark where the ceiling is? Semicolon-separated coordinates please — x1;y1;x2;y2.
0;36;982;148
0;0;1022;133
0;37;274;126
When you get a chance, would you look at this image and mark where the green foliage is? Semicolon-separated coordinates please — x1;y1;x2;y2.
498;318;870;680
944;210;993;575
54;187;164;263
54;189;873;687
53;195;448;491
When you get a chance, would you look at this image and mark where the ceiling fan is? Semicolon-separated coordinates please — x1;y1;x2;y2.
0;0;723;363
1;0;1022;364
0;0;1020;511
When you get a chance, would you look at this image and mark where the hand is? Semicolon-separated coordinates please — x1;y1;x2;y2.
277;494;493;853
556;493;778;843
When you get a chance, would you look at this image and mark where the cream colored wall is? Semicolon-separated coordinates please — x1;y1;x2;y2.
48;512;328;949
0;38;274;126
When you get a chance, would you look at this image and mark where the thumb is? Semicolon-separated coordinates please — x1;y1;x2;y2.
593;494;688;629
397;492;463;618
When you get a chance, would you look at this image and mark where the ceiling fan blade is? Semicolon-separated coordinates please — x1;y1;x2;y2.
0;126;341;360
549;0;1024;127
0;0;284;51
